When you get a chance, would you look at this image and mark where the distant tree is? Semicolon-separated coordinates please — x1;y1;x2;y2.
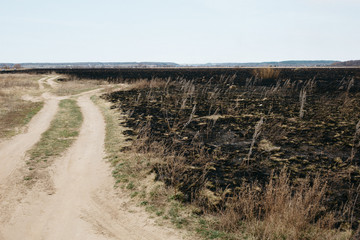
13;64;22;69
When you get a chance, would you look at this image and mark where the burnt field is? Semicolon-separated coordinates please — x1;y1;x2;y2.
14;67;360;230
16;67;360;91
98;68;360;229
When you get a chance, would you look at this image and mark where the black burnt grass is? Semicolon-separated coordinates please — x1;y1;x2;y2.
101;70;360;228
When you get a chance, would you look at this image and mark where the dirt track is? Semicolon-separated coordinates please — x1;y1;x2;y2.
0;76;183;240
0;76;60;182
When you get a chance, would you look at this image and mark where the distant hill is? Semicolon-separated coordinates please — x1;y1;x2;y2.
0;60;341;69
196;60;338;67
331;60;360;67
0;62;180;69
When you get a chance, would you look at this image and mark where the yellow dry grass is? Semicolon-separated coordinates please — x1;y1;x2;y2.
127;78;168;90
51;79;107;96
0;74;44;139
253;67;281;80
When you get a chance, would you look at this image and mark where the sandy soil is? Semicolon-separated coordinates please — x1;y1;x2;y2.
0;76;184;240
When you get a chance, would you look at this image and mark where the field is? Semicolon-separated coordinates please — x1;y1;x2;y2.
0;74;44;139
99;68;360;234
2;68;360;239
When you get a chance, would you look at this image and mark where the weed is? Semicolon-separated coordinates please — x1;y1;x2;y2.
246;116;264;164
299;87;307;119
140;201;149;206
126;181;135;190
253;67;281;80
156;210;164;216
23;176;32;181
131;191;139;198
349;120;360;162
145;205;157;213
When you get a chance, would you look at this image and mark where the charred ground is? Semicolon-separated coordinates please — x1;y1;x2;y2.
8;68;360;232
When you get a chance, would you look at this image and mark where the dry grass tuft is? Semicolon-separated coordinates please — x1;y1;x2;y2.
253;68;281;80
214;169;349;239
127;78;168;90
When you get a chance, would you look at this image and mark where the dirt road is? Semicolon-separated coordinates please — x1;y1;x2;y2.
0;77;60;182
0;76;183;240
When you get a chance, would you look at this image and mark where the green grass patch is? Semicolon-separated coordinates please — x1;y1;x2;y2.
27;99;82;164
196;219;229;240
23;102;44;125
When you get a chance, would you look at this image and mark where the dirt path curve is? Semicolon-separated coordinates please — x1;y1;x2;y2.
0;79;184;240
0;77;60;182
37;75;59;90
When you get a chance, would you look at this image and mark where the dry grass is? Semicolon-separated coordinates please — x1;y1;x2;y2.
52;79;107;96
299;87;307;119
0;74;39;89
247;117;264;163
212;169;351;240
253;68;281;80
95;85;356;239
0;74;44;139
126;78;169;90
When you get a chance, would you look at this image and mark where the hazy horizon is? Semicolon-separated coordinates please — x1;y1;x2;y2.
1;0;359;63
0;60;341;65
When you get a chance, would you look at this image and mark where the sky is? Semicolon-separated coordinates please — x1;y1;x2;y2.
0;0;359;63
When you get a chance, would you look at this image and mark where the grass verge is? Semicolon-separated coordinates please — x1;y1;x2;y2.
26;99;82;173
92;95;200;237
90;95;131;172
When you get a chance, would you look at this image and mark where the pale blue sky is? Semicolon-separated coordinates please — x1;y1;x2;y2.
1;0;359;63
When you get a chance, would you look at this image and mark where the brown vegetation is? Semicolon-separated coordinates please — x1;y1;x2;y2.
0;74;44;139
52;78;107;96
213;169;346;239
125;78;169;90
253;67;281;80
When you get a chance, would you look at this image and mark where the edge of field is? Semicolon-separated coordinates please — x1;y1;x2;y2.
91;95;230;240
